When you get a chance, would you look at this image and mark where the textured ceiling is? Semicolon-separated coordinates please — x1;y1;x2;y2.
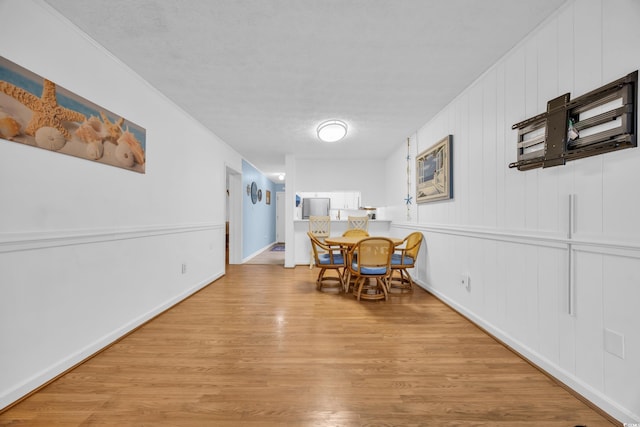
42;0;567;180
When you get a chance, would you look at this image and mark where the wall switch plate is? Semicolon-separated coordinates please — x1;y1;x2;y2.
460;274;470;290
604;328;624;359
181;263;187;274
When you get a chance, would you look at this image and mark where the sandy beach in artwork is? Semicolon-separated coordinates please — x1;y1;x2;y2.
0;56;146;174
1;92;144;173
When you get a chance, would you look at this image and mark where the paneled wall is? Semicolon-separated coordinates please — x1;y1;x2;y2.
386;0;640;422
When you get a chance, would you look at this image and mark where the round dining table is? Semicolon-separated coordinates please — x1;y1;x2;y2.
324;235;404;293
324;235;404;248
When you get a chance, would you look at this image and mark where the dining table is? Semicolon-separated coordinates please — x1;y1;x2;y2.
324;235;404;248
324;235;404;293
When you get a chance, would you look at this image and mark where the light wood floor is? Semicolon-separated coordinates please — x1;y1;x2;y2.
244;244;285;265
0;264;617;426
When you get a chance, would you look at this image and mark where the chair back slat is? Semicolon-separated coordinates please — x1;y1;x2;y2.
342;229;369;237
307;231;345;292
389;232;424;293
358;239;393;267
308;232;343;265
308;216;331;268
347;237;394;301
404;232;423;259
309;216;331;236
347;215;369;231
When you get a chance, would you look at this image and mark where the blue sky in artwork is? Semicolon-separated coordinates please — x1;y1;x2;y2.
0;57;146;151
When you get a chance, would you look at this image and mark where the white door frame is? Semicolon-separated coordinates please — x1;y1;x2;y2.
226;166;242;264
276;191;285;243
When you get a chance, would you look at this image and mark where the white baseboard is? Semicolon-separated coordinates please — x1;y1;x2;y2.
242;242;277;263
0;271;223;411
416;279;639;424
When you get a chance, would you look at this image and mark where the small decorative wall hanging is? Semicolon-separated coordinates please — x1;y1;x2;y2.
266;190;271;205
0;55;146;173
250;182;258;204
258;189;262;202
416;135;453;203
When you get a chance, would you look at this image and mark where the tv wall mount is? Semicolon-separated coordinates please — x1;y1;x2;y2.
509;70;637;171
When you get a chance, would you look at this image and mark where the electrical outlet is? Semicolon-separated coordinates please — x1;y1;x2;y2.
604;328;625;359
460;274;470;290
181;263;187;274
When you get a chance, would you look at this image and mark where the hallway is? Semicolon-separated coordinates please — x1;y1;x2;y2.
244;243;285;265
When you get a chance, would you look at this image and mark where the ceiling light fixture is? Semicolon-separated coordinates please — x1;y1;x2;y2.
317;119;347;142
278;174;285;181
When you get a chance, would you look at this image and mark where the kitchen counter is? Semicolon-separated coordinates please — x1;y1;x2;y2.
293;219;392;265
294;219;390;222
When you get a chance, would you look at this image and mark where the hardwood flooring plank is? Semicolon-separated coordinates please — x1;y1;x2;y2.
0;264;617;426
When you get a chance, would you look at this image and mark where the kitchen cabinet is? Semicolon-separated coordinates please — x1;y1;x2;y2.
297;191;361;210
330;191;360;209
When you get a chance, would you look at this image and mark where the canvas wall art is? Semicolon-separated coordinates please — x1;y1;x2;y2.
0;55;146;173
416;135;452;203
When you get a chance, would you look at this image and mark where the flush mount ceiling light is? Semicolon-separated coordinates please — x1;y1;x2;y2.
317;119;347;142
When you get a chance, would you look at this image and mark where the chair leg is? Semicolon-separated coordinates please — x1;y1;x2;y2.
378;278;389;301
316;268;345;292
383;276;391;293
403;270;414;290
390;268;414;293
338;269;345;292
353;277;364;301
344;270;353;293
316;268;326;290
399;269;414;291
353;277;388;301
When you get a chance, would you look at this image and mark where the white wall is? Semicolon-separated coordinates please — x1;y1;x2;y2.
386;0;640;423
0;0;242;409
295;157;387;207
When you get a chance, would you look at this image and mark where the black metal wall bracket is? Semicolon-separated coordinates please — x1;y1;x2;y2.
509;70;637;171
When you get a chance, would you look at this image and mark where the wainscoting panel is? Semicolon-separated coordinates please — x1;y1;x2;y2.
0;223;225;410
393;222;640;422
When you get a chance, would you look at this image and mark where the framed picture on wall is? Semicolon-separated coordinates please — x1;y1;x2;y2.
266;190;271;205
416;135;453;203
0;55;147;173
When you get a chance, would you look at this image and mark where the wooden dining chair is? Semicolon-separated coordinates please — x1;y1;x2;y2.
346;237;394;301
308;232;345;292
308;215;331;268
342;229;369;237
389;232;423;293
346;215;369;232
